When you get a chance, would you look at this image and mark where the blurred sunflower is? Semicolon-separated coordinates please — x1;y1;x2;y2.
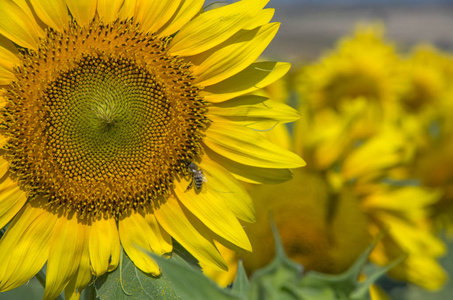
296;24;400;111
243;123;446;290
294;25;403;171
0;0;305;298
395;46;453;234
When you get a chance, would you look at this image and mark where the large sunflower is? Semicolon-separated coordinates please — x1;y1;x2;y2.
0;0;305;299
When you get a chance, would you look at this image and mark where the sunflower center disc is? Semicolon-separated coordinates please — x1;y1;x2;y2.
1;21;208;217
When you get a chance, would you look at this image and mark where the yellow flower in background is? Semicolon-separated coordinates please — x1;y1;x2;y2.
394;45;453;234
294;25;403;171
397;45;453;113
0;0;305;298
296;24;400;111
242;124;446;290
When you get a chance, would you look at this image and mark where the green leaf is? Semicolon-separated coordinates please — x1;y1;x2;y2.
150;253;243;300
350;256;406;300
95;251;182;300
231;260;251;295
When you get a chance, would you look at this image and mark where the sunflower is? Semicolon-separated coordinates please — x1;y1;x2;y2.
243;123;446;290
296;24;400;111
0;0;305;298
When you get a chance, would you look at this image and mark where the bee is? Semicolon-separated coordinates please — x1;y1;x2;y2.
185;162;207;192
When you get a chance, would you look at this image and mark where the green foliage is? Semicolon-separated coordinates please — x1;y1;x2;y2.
96;221;400;300
92;226;400;300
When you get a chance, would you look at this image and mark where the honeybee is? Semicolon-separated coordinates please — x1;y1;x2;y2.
185;162;207;192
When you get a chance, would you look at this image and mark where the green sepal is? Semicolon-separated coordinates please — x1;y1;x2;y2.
248;220;304;300
232;260;251;295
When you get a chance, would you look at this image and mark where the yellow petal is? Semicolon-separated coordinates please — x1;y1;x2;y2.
0;0;42;49
199;156;255;222
0;35;20;72
0;157;9;179
117;0;136;20
29;0;69;31
363;186;441;211
370;284;390;300
208;95;299;123
377;212;445;257
205;147;295;184
174;180;251;251
191;23;279;86
392;255;446;290
168;0;268;56
134;0;180;33
243;8;274;30
201;61;290;102
143;212;173;255
158;0;203;37
154;195;227;271
97;0;124;24
204;122;305;169
65;238;93;300
44;213;87;300
89;216;120;276
118;211;161;275
0;65;15;85
0;201;57;291
65;0;97;27
0;183;27;230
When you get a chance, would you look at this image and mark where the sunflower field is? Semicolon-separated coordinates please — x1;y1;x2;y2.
0;0;452;299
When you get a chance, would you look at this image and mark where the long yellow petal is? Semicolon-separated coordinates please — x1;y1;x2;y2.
208;96;300;123
168;0;268;57
201;61;290;102
0;35;20;72
174;180;251;251
0;0;42;49
118;211;161;275
143;212;173;255
0;157;9;179
117;0;136;21
0;184;27;230
0;201;57;291
44;213;87;300
204;122;306;169
97;0;124;24
199;156;255;222
243;8;274;30
154;195;227;270
134;0;180;34
65;0;97;27
29;0;69;31
158;0;203;38
192;23;279;86
65;238;93;300
377;212;445;257
89;216;120;276
0;65;15;85
204;147;295;184
363;186;440;211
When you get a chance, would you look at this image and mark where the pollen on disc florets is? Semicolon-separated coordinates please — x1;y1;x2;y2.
0;20;209;218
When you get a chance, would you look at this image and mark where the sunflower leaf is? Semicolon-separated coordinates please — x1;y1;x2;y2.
150;253;244;300
94;251;182;300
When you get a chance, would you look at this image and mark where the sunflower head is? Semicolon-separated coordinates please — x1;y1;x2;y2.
1;20;210;218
